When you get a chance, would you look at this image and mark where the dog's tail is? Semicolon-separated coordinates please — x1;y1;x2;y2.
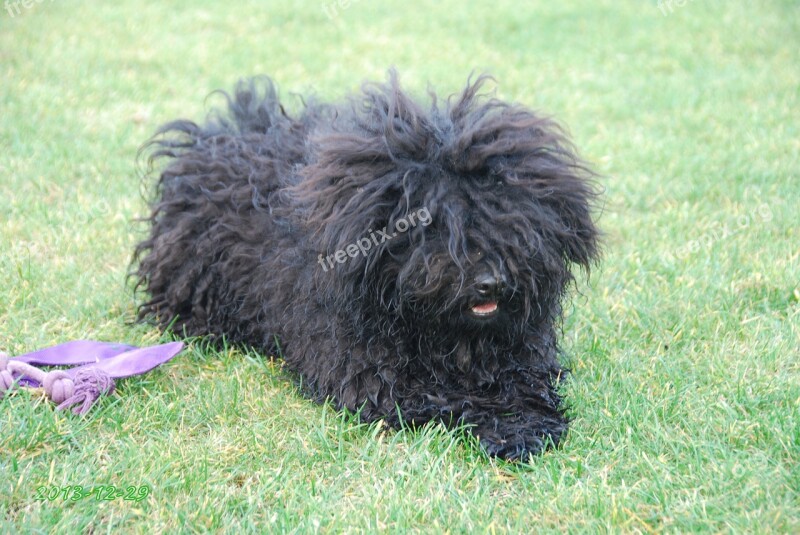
207;76;295;135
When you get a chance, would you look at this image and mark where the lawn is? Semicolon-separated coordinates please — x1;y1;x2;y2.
1;0;798;532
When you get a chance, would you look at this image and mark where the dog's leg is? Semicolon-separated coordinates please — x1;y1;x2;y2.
472;368;568;460
468;404;568;461
390;368;567;461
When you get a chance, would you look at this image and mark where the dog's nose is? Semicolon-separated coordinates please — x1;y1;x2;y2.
475;273;506;296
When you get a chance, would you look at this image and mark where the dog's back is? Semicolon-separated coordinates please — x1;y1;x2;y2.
133;79;317;343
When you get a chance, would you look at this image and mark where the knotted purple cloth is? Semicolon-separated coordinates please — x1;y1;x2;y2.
0;340;184;414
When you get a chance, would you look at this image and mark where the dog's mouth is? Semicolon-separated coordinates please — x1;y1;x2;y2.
469;300;499;318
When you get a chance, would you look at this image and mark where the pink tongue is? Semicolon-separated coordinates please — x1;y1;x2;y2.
472;302;498;314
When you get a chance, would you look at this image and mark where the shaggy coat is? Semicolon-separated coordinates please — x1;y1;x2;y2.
134;72;600;460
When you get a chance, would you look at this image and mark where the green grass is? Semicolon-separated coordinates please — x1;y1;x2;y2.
1;0;798;532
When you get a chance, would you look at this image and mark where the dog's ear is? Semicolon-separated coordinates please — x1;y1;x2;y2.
520;141;601;270
292;140;411;282
291;70;437;280
521;124;601;271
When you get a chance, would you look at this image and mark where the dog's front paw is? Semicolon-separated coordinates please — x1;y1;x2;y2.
479;433;547;461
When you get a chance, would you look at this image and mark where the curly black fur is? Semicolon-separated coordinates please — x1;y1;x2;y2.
133;71;600;460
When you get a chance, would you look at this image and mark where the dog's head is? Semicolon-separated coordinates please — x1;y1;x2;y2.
294;71;600;344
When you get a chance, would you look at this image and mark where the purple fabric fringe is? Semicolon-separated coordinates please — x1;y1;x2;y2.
0;340;184;414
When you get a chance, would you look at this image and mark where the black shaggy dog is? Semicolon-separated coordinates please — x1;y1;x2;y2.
134;71;600;460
